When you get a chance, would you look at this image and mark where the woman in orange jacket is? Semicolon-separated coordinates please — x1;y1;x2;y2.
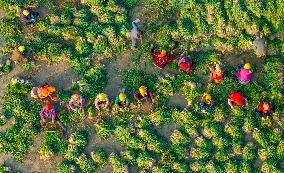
31;83;58;101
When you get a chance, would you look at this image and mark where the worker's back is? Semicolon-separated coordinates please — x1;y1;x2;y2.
11;49;24;63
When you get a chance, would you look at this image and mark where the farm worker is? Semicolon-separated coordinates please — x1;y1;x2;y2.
130;19;142;49
31;83;58;101
40;103;56;124
236;63;253;84
11;46;25;64
134;86;155;104
150;45;174;69
258;101;272;120
115;92;130;110
69;94;85;112
209;63;225;83
178;52;193;73
253;31;266;58
200;93;214;113
20;8;39;24
227;91;248;109
94;93;110;111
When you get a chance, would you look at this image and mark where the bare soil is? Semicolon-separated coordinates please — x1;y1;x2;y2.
168;92;187;107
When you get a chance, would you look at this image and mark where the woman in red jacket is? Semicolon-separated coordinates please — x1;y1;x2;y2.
227;91;248;109
151;45;174;69
258;101;272;120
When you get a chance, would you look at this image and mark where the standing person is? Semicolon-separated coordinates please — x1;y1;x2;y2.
20;8;39;24
68;94;85;114
209;63;225;84
200;93;214;113
258;101;273;120
31;83;58;101
236;63;253;84
115;92;130;111
227;91;248;109
178;51;193;73
40;103;57;124
134;86;155;104
150;45;174;69
94;93;110;112
130;19;142;49
253;31;266;58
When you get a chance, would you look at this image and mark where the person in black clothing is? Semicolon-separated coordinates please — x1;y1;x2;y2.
20;8;39;24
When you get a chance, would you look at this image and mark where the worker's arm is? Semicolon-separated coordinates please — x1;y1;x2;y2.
94;98;100;110
80;97;85;109
105;98;110;109
134;92;140;102
68;100;75;110
51;109;56;123
257;111;263;117
227;99;233;108
115;96;120;107
40;108;46;121
125;98;130;107
244;98;248;106
148;91;155;103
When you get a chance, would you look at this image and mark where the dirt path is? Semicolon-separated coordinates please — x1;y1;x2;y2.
168;92;187;107
21;59;82;90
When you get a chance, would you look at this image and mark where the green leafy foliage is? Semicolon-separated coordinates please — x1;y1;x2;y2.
122;69;157;91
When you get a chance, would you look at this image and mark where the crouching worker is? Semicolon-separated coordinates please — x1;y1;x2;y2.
258;101;273;120
134;86;155;104
115;92;130;111
69;94;85;114
178;52;193;73
94;93;110;112
228;91;248;109
40;103;56;124
151;45;174;69
11;46;26;64
209;63;225;84
21;8;39;24
31;83;59;101
200;93;214;113
236;63;253;84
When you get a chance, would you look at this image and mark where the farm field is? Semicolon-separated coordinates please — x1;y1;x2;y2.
0;0;283;173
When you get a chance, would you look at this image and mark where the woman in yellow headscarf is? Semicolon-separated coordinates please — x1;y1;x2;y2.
94;93;110;111
115;92;130;110
21;8;39;24
134;86;155;104
200;93;214;113
31;83;58;101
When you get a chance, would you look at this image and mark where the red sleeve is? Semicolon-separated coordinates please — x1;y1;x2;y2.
167;54;174;62
258;102;263;112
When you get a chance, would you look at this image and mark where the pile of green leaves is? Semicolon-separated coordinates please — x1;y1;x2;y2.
76;63;107;98
38;131;67;160
121;69;157;92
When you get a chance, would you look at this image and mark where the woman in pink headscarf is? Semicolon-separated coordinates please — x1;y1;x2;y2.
236;63;253;84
